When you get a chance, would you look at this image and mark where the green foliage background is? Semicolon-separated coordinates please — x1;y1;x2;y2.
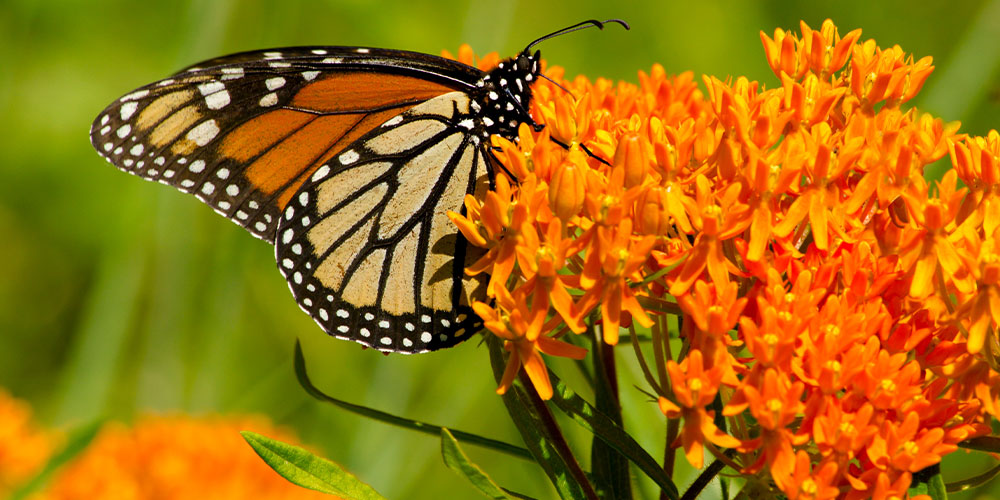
1;0;997;498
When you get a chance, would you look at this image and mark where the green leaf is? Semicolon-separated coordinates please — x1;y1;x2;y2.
589;332;631;499
486;335;593;499
293;340;531;461
8;419;104;500
547;371;680;500
440;428;516;499
241;431;385;499
946;462;1000;493
909;464;946;500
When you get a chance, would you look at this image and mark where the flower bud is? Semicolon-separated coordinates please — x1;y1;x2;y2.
635;186;671;236
614;132;651;188
548;152;586;222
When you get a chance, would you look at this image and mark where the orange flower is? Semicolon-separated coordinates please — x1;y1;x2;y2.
578;219;656;344
657;350;741;469
773;451;841;500
0;389;55;496
39;415;331;500
451;19;1000;495
474;285;587;400
899;169;974;297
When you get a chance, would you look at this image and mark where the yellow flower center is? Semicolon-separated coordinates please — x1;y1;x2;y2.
838;421;855;436
903;440;920;456
597;194;619;222
879;379;896;394
799;478;818;496
824;360;841;374
766;398;782;412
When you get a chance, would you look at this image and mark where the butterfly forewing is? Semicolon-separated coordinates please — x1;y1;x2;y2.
91;40;546;353
89;46;482;242
276;92;491;353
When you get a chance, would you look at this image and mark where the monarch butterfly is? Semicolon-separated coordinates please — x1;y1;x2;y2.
89;19;628;353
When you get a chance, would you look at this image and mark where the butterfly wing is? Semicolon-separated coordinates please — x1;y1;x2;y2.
89;46;483;242
275;91;491;353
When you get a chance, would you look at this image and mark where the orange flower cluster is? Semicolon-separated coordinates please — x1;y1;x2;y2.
37;415;333;500
0;389;55;497
0;389;330;500
450;20;1000;497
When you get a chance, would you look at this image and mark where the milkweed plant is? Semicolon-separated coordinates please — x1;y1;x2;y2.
249;19;1000;499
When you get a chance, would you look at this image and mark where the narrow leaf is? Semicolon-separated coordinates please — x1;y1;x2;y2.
9;419;104;500
547;371;680;500
441;428;515;499
486;335;592;499
946;462;1000;493
241;431;385;499
293;340;531;460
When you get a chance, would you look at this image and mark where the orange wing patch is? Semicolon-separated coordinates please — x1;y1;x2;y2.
291;72;454;112
219;109;312;162
217;72;457;212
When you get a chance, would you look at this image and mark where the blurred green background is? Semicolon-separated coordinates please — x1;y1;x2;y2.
1;0;998;498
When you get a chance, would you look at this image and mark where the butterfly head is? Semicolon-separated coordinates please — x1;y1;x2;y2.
473;49;542;141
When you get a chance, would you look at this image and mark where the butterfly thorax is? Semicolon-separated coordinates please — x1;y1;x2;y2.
469;50;541;144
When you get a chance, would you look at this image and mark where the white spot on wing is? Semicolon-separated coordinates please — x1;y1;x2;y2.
205;90;230;109
259;93;278;107
339;150;359;165
189;160;205;173
221;67;244;80
198;81;225;95
265;77;286;90
186;120;219;146
120;89;149;102
302;71;319;81
311;165;330;181
382;115;404;128
120;101;138;120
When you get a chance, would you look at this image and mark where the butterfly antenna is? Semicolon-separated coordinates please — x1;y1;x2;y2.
539;73;574;97
524;19;629;52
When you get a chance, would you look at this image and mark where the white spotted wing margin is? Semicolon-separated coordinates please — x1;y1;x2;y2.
276;91;491;353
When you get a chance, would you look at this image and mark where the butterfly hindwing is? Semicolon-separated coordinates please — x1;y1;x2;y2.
275;91;491;353
89;46;482;242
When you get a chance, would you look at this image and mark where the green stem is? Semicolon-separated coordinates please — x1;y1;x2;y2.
517;369;600;500
591;324;632;499
679;451;731;500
